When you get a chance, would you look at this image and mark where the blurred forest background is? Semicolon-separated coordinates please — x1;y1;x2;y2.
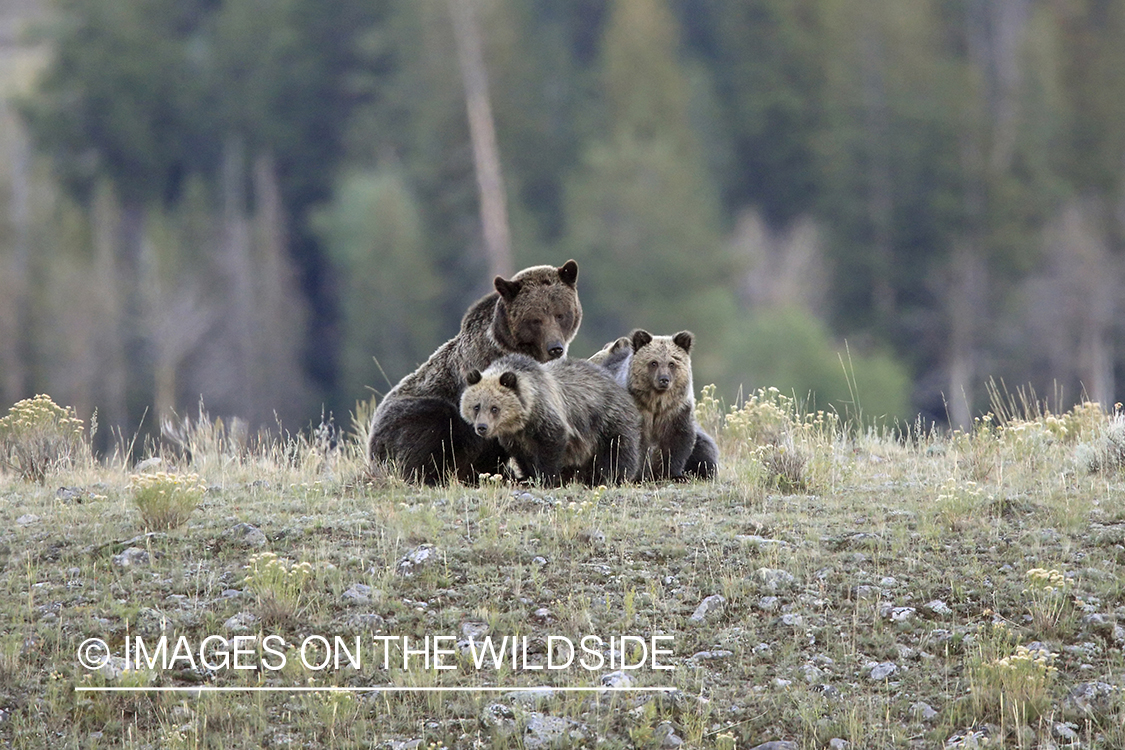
2;0;1124;448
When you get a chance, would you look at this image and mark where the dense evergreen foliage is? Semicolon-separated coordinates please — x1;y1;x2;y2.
3;0;1124;433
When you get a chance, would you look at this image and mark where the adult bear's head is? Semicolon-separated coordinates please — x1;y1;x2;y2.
491;260;582;362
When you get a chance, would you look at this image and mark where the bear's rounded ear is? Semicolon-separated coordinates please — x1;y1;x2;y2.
499;371;519;391
631;329;653;352
557;260;579;287
495;276;522;301
672;331;694;353
466;370;482;385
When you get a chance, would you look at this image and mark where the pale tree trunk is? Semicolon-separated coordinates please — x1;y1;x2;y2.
251;150;311;426
2;101;30;403
221;135;254;417
448;0;512;279
118;197;155;432
988;0;1031;174
947;242;986;430
1067;200;1116;407
90;186;128;447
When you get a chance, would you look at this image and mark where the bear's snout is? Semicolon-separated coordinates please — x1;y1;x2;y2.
475;423;489;436
547;343;565;359
656;374;671;389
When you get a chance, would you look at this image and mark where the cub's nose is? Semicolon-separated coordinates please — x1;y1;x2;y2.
547;344;565;359
475;424;489;436
657;375;671;389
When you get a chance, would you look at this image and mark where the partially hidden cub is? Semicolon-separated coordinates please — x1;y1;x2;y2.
459;354;640;486
591;330;718;481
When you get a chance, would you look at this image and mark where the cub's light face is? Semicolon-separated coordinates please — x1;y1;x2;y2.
460;380;524;438
635;343;688;393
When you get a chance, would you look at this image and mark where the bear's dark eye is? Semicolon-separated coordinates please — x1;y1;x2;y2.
649;361;658;369
668;362;676;370
490;406;500;416
473;404;480;414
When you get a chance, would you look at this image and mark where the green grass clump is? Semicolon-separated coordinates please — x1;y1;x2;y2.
129;471;205;530
0;394;87;483
243;551;315;625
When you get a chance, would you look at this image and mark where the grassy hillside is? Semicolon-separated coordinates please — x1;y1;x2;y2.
1;390;1123;749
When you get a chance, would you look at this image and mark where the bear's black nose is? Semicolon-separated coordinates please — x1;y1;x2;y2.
547;344;565;359
475;424;488;436
657;375;670;389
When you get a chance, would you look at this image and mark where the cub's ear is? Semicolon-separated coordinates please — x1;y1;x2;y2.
499;372;519;391
466;370;482;385
557;259;579;287
630;329;653;352
672;331;694;353
494;276;522;301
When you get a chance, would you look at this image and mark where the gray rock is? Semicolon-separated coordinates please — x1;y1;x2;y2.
341;583;373;605
56;487;84;503
1066;681;1120;716
911;701;939;720
801;664;825;683
461;621;489;641
854;585;881;600
601;670;635;689
522;712;589;750
503;689;555;707
655;721;684;749
829;740;849;750
135;457;163;472
736;535;790;549
16;514;40;526
924;600;953;617
758;596;781;612
689;594;727;625
780;613;804;628
757;567;796;592
748;742;798;750
223;611;259;633
688;650;734;664
112;547;150;567
1052;722;1079;742
342;613;385;632
396;544;438;576
225;523;267;548
389;741;422;750
882;605;916;622
480;703;517;735
870;662;898;680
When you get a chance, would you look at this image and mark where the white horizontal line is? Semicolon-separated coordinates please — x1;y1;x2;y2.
74;686;674;693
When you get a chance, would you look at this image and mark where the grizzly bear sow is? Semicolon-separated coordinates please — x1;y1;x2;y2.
593;329;718;481
460;354;640;486
368;261;582;485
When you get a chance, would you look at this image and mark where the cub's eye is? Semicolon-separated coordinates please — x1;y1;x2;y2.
668;362;677;370
649;361;658;369
490;406;500;416
473;405;480;414
555;313;566;322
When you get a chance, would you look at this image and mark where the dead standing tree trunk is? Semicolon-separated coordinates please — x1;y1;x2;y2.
448;0;513;279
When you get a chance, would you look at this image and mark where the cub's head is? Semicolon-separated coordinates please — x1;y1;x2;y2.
627;330;694;400
460;368;527;439
491;260;582;362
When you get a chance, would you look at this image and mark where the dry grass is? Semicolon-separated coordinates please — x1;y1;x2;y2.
0;392;1124;748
